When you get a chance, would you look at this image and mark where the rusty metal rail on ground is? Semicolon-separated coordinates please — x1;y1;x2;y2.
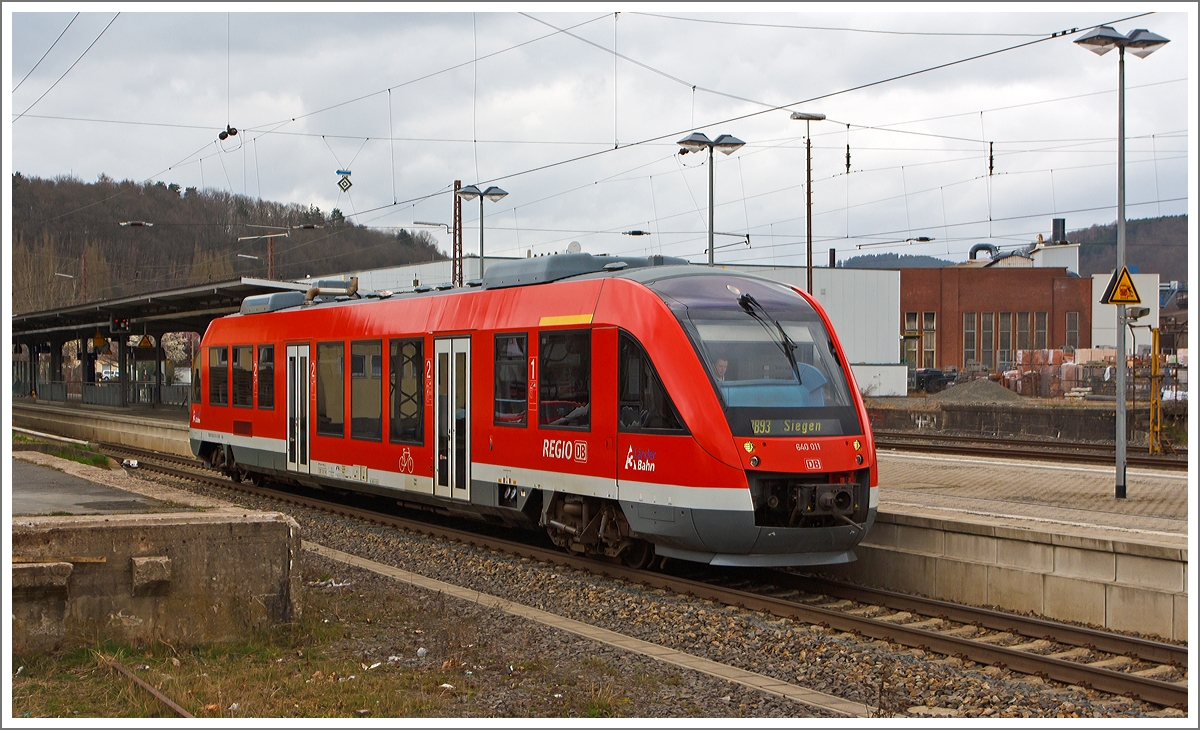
99;445;1188;709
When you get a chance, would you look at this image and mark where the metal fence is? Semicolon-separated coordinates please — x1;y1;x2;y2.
14;379;191;407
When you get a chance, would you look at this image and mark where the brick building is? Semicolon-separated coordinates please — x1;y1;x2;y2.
899;266;1093;372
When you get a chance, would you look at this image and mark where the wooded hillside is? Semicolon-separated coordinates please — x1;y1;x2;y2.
1070;215;1188;283
11;173;445;314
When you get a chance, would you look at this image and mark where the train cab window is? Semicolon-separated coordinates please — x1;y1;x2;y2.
351;340;383;441
316;342;345;437
494;333;527;426
208;347;229;406
232;345;254;407
538;330;590;430
389;338;424;444
257;345;274;409
618;332;687;433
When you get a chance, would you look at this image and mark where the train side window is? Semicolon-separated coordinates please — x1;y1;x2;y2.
618;332;687;433
232;345;254;407
257;345;274;409
208;347;229;406
351;340;383;441
538;329;590;430
316;342;345;437
192;355;202;404
389;338;423;444
494;333;527;427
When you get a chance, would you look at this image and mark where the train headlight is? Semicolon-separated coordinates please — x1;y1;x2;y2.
743;441;755;454
749;456;760;467
855;454;864;465
853;439;862;450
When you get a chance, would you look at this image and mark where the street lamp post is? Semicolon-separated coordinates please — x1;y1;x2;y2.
456;185;508;280
1075;25;1169;500
677;132;745;266
791;112;826;293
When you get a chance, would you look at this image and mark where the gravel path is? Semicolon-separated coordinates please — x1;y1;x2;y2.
134;469;1184;719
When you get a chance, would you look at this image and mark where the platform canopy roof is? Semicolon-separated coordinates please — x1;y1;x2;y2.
11;277;310;340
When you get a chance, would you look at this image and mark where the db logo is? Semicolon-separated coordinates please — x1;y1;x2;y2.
805;458;822;470
543;438;588;463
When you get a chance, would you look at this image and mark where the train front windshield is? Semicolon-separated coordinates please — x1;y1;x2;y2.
650;274;861;438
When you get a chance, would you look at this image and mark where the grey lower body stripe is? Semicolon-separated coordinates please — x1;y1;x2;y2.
303;541;869;718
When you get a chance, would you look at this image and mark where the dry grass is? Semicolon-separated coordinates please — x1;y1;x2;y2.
11;562;650;719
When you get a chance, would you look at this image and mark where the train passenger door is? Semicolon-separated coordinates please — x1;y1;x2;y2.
286;344;310;474
434;337;471;501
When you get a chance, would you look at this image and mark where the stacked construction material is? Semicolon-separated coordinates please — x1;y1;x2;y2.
1001;348;1118;398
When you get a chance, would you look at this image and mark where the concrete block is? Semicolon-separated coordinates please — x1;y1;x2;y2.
935;559;988;605
987;566;1043;614
996;538;1053;573
13;561;73;591
945;520;996;538
1115;554;1184;593
994;525;1052;544
944;532;996;564
12;512;301;654
1113;540;1184;561
859;521;898;549
836;546;939;597
131;556;172;593
894;524;944;556
1051;533;1114;553
1052;546;1115;582
1173;594;1188;642
1106;584;1174;641
1043;575;1105;626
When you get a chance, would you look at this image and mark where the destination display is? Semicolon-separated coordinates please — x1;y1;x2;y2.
748;418;843;437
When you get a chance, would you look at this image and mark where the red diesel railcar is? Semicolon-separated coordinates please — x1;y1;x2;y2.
190;253;878;568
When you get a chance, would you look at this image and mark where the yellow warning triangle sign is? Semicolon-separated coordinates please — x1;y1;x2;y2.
138;335;155;348
1100;266;1141;305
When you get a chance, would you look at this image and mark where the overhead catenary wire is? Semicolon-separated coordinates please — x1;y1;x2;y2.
12;12;80;93
13;12;120;122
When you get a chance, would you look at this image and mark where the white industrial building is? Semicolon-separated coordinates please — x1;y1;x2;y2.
304;256;908;396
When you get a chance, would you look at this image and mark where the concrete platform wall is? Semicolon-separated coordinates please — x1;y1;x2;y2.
12;403;192;456
12;512;302;654
866;402;1148;443
826;511;1187;641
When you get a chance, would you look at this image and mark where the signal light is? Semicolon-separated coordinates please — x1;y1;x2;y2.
110;316;130;333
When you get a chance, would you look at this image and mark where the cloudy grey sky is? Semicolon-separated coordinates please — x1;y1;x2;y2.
5;5;1195;268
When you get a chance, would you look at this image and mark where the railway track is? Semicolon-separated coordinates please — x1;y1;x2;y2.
99;443;1188;709
873;431;1187;471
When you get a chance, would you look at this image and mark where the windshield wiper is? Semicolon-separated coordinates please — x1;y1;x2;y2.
737;293;802;385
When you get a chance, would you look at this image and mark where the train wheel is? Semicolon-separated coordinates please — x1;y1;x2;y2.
622;540;655;570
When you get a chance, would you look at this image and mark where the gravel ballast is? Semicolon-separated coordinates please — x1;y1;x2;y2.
121;467;1187;719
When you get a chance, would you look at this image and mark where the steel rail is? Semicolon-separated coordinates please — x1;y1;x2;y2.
783;574;1186;666
112;451;1187;709
108;659;194;718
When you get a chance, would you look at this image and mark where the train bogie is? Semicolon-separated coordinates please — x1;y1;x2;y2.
191;253;877;568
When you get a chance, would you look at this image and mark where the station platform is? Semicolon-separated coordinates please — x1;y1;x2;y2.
12;398;191;457
9;400;1191;641
828;450;1189;641
11;450;300;655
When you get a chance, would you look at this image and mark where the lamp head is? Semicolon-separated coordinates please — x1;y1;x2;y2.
457;184;481;201
482;186;508;202
790;111;826;121
1127;306;1150;321
677;132;712;152
712;134;745;155
1074;25;1126;56
1125;28;1169;58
